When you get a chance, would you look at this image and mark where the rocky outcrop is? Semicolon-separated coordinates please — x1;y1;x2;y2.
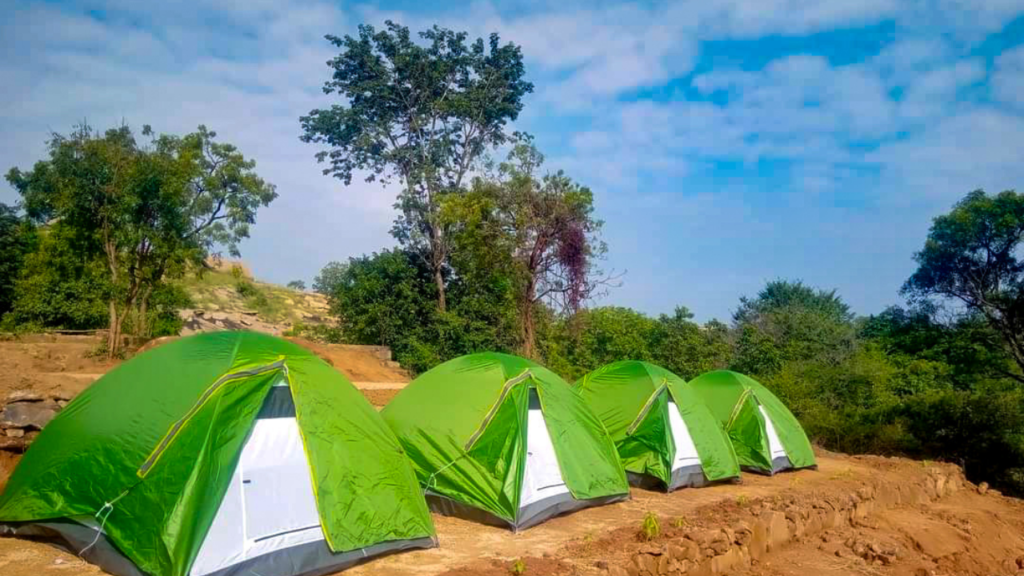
0;389;71;452
611;467;966;576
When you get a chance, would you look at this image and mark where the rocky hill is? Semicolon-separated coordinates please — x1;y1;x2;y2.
176;258;332;336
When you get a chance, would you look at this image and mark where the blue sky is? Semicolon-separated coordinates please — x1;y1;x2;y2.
3;0;1024;322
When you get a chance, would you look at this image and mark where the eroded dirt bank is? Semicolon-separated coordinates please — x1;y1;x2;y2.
2;451;1019;576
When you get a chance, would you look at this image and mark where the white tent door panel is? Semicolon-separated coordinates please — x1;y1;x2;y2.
190;416;324;576
758;405;788;459
519;405;570;509
666;400;701;471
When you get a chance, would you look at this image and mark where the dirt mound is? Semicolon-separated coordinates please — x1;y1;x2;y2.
0;335;407;401
286;338;410;383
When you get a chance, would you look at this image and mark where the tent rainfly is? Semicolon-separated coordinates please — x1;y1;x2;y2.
574;361;740;490
687;370;816;474
381;352;630;531
0;331;436;576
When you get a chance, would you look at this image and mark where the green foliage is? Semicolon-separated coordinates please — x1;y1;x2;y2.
286;280;306;291
639;511;660;541
903;189;1024;379
3;222;109;330
301;21;534;311
0;203;37;319
5;122;276;353
313;261;348;295
735;279;853;325
510;558;527;576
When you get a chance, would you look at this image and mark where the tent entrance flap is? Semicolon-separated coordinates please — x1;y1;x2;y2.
191;378;324;576
666;400;701;472
758;405;789;461
519;392;570;511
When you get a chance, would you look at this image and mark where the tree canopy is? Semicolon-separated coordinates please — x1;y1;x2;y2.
903;189;1024;381
6;123;276;354
300;21;533;312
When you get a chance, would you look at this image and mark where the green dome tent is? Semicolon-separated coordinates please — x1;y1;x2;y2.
574;361;740;490
381;353;629;531
0;331;435;576
687;370;815;474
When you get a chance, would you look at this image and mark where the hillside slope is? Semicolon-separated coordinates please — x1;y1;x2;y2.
176;259;332;335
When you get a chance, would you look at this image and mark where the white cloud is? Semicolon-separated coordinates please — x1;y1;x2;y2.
4;0;1024;318
993;45;1024;109
0;0;394;286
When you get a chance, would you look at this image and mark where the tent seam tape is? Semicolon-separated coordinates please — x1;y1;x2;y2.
626;379;668;436
136;360;285;478
283;361;338;552
463;369;532;451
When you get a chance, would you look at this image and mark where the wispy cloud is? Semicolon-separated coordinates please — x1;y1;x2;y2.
2;0;1024;320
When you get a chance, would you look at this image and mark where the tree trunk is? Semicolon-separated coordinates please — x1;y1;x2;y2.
522;303;536;359
433;265;447;313
520;277;537;359
107;299;120;359
137;285;153;339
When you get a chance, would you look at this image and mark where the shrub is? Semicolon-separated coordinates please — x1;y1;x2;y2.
639;511;660;541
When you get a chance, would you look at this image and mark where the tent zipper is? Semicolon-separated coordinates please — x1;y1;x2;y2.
626;379;668;436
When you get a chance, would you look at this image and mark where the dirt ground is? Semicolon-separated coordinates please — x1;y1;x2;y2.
3;335;1024;575
1;452;1021;576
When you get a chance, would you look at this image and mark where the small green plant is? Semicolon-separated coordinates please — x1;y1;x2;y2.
510;558;527;575
639;511;660;541
736;494;750;507
672;517;689;529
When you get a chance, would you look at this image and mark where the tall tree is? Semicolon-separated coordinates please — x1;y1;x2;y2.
7;124;276;355
457;140;607;357
903;189;1024;381
0;203;36;319
300;21;533;311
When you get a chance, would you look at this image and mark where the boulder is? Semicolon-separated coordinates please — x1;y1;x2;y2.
0;400;59;429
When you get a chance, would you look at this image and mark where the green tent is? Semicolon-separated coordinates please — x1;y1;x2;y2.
574;361;740;490
381;352;629;531
0;331;435;576
687;370;815;474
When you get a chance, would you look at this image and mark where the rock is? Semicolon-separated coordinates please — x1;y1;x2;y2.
709;538;731;555
6;390;44;403
5;428;25;438
767;511;789;551
57;400;69;408
608;566;630;576
51;389;74;401
657;554;670;574
978;482;989;494
638;553;658;574
0;431;36;452
594;560;608;570
0;400;59;429
241;310;258;316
